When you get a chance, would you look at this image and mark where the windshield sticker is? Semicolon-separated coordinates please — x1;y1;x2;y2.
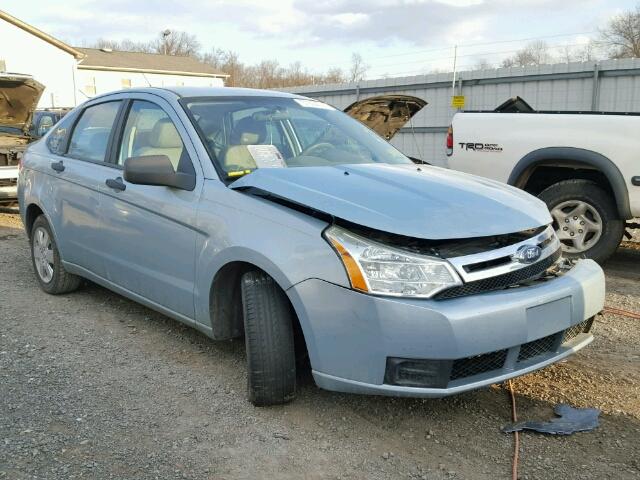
247;144;287;168
293;99;335;110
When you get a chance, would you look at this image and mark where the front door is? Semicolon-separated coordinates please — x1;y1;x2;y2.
100;98;201;319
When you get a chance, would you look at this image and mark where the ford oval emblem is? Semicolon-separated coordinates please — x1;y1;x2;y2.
513;245;542;264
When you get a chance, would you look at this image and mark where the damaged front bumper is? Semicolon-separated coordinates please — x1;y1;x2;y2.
287;259;604;398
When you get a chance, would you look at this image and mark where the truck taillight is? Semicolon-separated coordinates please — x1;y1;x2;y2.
445;125;453;156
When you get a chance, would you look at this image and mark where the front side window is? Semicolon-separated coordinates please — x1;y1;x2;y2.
67;101;121;162
117;100;191;173
183;96;411;177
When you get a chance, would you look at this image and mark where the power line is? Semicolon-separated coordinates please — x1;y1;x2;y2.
369;30;596;61
366;41;592;72
334;30;597;67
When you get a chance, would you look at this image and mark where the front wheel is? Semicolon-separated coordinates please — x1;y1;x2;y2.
240;271;296;406
538;179;624;264
30;215;81;294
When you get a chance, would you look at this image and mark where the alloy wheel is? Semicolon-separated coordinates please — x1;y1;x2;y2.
33;227;54;283
550;200;603;254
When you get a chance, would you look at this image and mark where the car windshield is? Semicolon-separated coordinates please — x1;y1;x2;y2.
183;96;412;177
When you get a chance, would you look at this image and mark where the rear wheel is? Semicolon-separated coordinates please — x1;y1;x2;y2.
30;215;81;294
538;180;623;263
240;270;296;406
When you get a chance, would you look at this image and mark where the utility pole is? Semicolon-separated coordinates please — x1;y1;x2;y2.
451;44;458;98
162;29;171;55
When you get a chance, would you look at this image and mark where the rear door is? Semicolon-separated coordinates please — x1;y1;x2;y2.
48;99;124;278
99;95;202;319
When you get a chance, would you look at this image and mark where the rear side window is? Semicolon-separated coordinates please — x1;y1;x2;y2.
67;101;121;162
46;112;77;155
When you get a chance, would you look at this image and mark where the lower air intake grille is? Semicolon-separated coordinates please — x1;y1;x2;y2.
435;249;561;300
563;317;594;343
450;349;508;381
517;334;558;362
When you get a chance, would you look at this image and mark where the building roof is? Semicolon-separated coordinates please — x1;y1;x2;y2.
0;9;84;59
76;48;228;78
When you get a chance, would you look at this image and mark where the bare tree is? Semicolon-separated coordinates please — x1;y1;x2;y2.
600;5;640;58
91;37;153;53
200;47;227;69
349;53;368;82
152;29;201;57
501;41;552;67
472;59;493;70
324;67;346;84
559;42;599;63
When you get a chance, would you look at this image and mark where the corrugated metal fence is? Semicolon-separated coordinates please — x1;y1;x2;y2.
283;58;640;166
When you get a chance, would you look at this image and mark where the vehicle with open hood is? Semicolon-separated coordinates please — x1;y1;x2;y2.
19;87;604;406
0;73;44;204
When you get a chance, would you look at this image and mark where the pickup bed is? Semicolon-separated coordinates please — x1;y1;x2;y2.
446;97;640;263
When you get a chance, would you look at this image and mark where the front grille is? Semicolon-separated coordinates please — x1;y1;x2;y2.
435;249;561;300
563;317;594;343
517;334;559;362
450;349;508;381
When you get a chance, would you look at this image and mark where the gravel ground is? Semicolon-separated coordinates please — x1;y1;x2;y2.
1;210;639;480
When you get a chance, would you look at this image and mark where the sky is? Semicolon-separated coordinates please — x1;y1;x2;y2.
3;0;637;78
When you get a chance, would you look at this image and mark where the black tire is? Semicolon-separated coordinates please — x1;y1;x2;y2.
538;179;624;264
30;215;81;294
240;270;296;406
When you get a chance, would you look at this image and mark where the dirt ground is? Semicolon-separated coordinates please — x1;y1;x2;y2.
1;210;639;480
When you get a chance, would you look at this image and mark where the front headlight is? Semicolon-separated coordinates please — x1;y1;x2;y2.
324;225;462;298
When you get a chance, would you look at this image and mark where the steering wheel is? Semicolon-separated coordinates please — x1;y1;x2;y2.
300;142;334;157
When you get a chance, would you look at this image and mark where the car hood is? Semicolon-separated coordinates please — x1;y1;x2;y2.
343;95;426;140
231;164;551;240
0;74;45;135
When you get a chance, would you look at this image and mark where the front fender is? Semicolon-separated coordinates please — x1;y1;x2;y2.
193;183;349;329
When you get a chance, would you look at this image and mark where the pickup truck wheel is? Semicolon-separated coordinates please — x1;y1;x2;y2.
240;271;296;406
30;215;82;294
538;180;623;263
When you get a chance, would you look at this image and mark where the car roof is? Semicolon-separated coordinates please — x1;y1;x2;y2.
89;86;307;102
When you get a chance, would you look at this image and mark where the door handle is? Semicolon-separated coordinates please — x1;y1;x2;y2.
50;160;65;172
105;177;126;191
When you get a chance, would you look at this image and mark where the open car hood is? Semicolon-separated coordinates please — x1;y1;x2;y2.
230;164;551;240
343;95;426;140
0;74;45;134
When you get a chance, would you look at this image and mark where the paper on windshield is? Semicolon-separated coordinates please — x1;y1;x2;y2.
247;145;287;168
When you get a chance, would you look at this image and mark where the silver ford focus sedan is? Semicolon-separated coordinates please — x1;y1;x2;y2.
18;87;604;406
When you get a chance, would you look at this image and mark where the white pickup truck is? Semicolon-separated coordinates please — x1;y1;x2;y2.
445;97;640;263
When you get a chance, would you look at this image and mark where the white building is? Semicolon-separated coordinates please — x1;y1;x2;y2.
0;10;228;109
74;48;227;102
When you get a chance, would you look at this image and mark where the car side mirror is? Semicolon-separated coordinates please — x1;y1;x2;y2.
123;155;196;191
